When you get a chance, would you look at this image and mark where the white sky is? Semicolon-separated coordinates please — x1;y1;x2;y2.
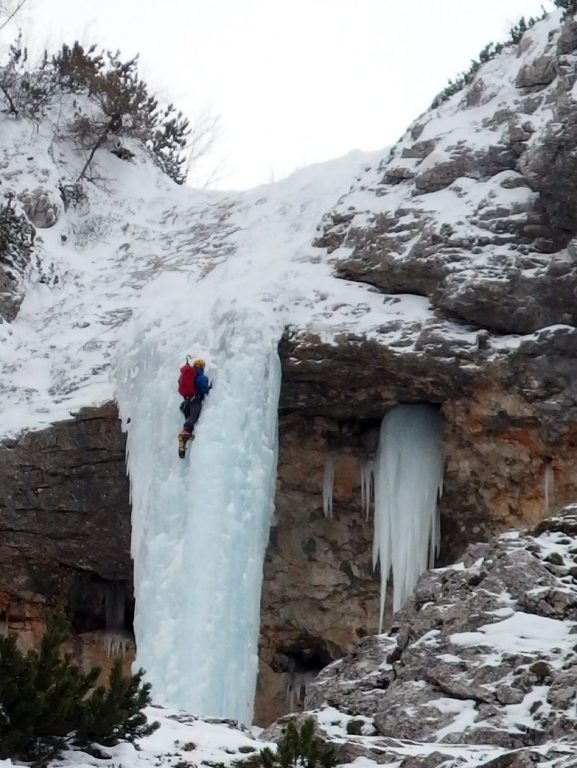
7;0;555;189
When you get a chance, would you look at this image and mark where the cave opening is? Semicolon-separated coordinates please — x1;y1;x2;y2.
271;642;336;713
70;577;134;637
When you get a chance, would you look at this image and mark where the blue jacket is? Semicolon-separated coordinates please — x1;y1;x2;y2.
195;370;211;397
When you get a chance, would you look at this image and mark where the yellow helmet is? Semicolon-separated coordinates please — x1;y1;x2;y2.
193;358;205;368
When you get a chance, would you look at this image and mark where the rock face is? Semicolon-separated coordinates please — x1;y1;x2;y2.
255;323;577;723
256;414;381;725
0;403;134;677
317;12;577;336
293;508;577;767
4;9;577;739
17;187;60;229
255;12;577;723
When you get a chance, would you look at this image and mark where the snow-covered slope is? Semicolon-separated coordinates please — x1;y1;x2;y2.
1;109;406;722
0;127;390;438
0;706;268;768
318;9;577;337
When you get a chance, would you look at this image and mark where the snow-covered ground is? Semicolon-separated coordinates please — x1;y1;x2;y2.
0;706;268;768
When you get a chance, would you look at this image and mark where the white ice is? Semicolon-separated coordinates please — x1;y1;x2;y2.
371;405;444;628
361;458;374;519
110;148;381;724
117;308;281;724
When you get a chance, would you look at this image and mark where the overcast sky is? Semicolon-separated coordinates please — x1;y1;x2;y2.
6;0;556;189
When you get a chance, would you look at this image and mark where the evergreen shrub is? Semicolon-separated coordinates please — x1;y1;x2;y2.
0;193;35;271
0;39;191;184
0;608;158;762
431;9;548;109
259;718;337;768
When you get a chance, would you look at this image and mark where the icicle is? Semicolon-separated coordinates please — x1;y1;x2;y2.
104;583;126;630
100;631;133;659
286;671;315;712
361;458;374;519
372;404;444;631
323;454;335;518
544;462;555;516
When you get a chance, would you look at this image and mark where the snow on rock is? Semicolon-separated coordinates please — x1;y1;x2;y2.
317;7;577;338
4;5;577;750
301;506;577;766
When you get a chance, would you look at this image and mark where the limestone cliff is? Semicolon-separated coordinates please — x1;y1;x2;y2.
257;9;577;721
2;6;577;733
0;403;134;677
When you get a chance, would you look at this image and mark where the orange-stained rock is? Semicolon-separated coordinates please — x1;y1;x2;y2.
255;325;577;725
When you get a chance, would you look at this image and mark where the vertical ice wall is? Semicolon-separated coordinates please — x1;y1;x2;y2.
372;404;444;629
117;306;281;724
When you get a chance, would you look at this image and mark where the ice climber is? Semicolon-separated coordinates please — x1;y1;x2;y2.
177;357;211;458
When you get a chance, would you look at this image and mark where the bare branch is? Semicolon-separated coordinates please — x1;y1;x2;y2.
0;80;16;113
0;0;28;33
185;109;220;177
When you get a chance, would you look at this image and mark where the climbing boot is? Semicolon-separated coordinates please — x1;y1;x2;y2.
178;429;194;459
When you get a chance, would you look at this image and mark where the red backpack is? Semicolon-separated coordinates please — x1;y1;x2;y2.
178;364;198;398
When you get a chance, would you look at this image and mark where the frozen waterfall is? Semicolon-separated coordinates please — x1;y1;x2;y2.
371;404;444;629
117;310;281;725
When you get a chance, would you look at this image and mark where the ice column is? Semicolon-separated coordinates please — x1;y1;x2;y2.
372;404;444;630
117;320;281;725
323;454;335;518
544;462;555;516
361;459;374;519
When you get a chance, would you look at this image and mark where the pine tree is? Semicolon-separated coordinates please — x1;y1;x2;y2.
77;658;158;745
148;105;191;185
260;718;336;768
0;193;35;271
0;608;158;761
0;609;98;760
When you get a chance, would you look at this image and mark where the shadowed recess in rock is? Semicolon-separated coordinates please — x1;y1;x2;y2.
322;453;335;518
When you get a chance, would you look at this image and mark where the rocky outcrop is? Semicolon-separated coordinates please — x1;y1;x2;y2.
17;187;60;229
255;317;577;724
253;15;577;722
317;13;577;336
274;508;577;767
0;402;134;677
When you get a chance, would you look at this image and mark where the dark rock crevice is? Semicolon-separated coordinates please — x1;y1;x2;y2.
0;402;134;676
